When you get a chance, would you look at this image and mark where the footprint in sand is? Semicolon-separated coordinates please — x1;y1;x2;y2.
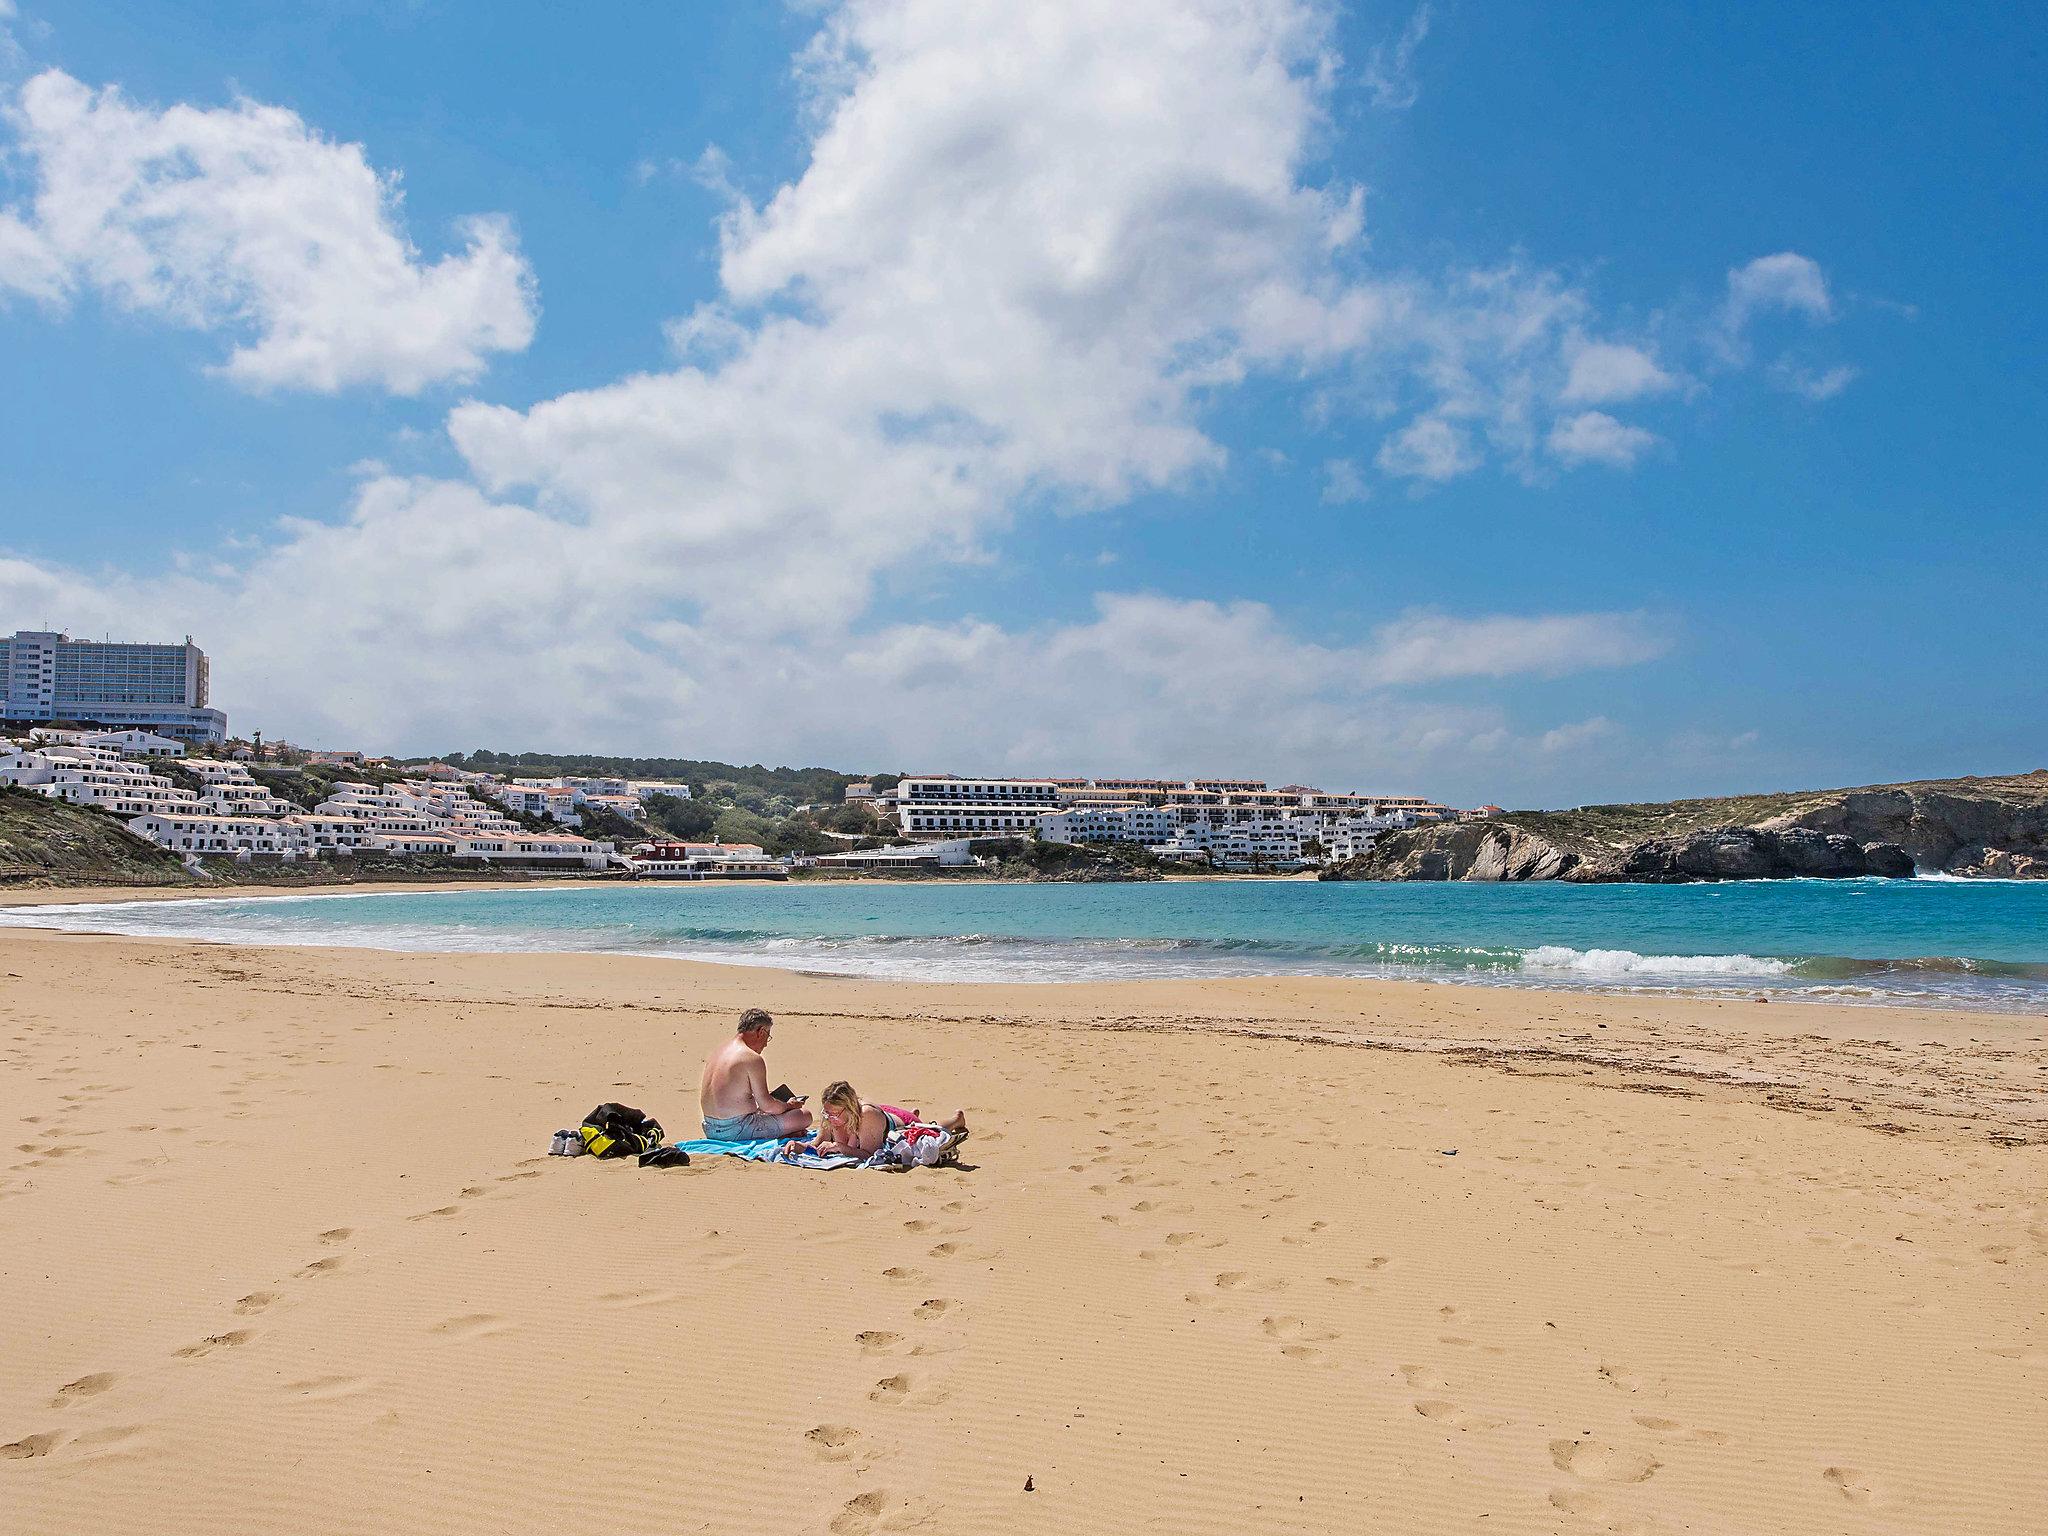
828;1489;898;1536
805;1424;864;1463
410;1206;460;1221
430;1314;513;1340
867;1372;949;1409
1259;1316;1337;1344
1399;1364;1448;1390
595;1289;681;1310
1215;1271;1286;1294
319;1227;353;1244
234;1292;277;1316
296;1256;344;1278
1550;1439;1660;1484
175;1330;255;1359
65;1425;150;1463
48;1372;119;1408
1548;1487;1656;1532
912;1298;959;1320
1633;1414;1730;1445
880;1266;927;1284
282;1376;374;1402
2;1432;65;1459
1823;1467;1878;1505
856;1330;907;1355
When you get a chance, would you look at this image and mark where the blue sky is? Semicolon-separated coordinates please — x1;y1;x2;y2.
1;1;2041;806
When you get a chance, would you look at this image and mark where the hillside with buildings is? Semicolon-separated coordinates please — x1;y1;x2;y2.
1323;771;2048;882
2;629;1471;886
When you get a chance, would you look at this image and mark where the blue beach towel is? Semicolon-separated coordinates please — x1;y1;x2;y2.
674;1136;789;1161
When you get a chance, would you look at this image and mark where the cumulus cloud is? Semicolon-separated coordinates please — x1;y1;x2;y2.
0;69;536;392
1560;338;1675;403
449;0;1386;631
1547;410;1657;468
1376;414;1478;481
1724;251;1832;328
2;0;1691;796
1716;251;1837;366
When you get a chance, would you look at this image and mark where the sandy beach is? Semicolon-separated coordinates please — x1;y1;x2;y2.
2;915;2042;1535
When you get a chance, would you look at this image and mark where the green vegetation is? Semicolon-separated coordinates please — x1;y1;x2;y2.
422;749;867;810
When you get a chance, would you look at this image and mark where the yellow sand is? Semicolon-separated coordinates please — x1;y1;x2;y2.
0;914;2041;1535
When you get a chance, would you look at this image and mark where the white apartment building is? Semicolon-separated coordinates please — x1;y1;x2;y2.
1;745;204;816
277;815;370;853
891;776;1062;839
29;727;185;758
1035;806;1180;846
899;802;1061;838
130;812;289;856
490;782;583;826
1035;802;1401;870
629;780;692;802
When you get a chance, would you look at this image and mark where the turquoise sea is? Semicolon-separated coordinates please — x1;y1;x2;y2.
6;878;2047;1011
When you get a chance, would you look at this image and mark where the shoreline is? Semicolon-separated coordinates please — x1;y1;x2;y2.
3;878;2044;1018
4;926;2042;1135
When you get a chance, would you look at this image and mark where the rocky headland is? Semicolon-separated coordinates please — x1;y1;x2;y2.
1324;771;2048;883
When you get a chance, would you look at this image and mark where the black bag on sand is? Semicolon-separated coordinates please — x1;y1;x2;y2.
638;1146;691;1168
579;1102;665;1159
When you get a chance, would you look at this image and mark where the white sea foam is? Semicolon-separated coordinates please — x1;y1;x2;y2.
1519;945;1794;978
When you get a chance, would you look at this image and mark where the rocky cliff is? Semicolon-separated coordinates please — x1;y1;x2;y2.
1324;771;2048;883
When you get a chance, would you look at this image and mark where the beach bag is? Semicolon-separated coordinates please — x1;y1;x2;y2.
579;1102;665;1159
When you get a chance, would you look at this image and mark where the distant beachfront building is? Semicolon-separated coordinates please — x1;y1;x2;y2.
893;776;1063;838
886;773;1459;852
0;630;227;743
627;840;786;880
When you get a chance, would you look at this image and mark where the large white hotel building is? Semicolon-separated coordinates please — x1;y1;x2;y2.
885;774;1458;867
0;629;227;743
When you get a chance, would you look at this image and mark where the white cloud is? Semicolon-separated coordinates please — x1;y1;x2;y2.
1363;3;1433;111
1547;410;1657;468
0;69;536;392
0;1;1691;798
1726;251;1831;322
1769;360;1857;400
1537;716;1617;754
450;0;1382;632
1376;414;1478;481
1560;338;1675;403
1320;457;1369;504
1363;610;1669;686
1720;251;1831;354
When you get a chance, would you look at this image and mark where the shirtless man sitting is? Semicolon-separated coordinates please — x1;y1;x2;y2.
699;1008;813;1142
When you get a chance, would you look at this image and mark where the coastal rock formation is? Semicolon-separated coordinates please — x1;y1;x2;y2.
1325;771;2048;883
